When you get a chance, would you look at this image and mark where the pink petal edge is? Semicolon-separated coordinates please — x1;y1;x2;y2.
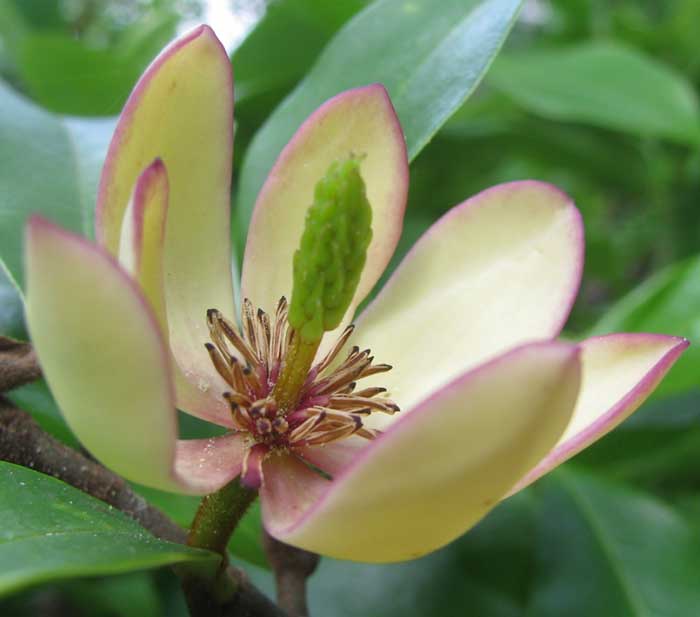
510;333;688;494
127;158;168;266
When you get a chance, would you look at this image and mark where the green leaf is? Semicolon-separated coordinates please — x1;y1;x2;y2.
0;80;115;290
235;0;523;246
0;462;215;597
529;469;700;617
488;42;700;145
12;13;177;116
590;255;700;398
232;0;368;104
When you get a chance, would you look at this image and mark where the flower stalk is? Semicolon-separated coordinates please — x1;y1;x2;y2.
187;478;257;559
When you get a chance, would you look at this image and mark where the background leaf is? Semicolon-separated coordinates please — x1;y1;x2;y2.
528;469;700;617
0;80;114;289
488;42;700;144
0;462;215;597
235;0;523;247
231;0;369;105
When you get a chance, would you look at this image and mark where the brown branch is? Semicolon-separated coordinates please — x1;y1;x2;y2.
263;530;319;617
0;336;42;393
0;398;286;617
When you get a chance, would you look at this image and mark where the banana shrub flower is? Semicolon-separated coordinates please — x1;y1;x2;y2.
25;26;687;563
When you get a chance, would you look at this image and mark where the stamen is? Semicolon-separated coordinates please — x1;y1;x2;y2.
205;297;399;475
211;309;259;368
241;299;259;360
352;386;387;398
314;325;355;375
204;342;233;387
328;395;399;414
360;363;393;377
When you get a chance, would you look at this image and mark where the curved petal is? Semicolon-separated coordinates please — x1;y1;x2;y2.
117;159;233;427
264;341;582;562
96;25;234;419
241;84;409;350
510;333;688;493
118;159;169;330
353;181;584;417
24;217;237;495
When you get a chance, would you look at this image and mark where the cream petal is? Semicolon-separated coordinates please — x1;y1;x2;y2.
26;217;241;495
353;181;584;420
96;25;234;421
510;333;688;493
241;84;408;353
119;160;233;427
265;341;581;562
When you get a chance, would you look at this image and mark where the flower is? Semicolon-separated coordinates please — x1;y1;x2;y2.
25;26;687;563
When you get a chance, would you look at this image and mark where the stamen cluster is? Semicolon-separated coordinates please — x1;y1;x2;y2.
206;298;399;454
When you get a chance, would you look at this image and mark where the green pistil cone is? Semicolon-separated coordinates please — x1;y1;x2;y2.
288;156;373;343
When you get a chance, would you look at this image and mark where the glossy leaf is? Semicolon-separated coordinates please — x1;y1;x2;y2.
488;42;700;145
0;463;215;597
529;470;700;617
236;0;523;245
0;80;114;289
232;0;368;103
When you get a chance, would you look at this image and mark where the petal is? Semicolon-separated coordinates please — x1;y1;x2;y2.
25;217;239;495
174;432;247;494
260;452;331;533
353;181;584;417
26;217;180;491
241;84;408;349
118;159;168;330
117;159;232;427
510;333;688;493
96;25;235;417
265;341;582;562
297;436;367;477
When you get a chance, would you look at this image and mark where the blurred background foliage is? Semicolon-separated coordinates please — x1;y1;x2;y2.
1;0;700;615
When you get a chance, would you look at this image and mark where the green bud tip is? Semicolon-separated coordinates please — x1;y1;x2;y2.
288;155;373;343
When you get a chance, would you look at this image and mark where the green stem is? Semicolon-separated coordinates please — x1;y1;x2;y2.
179;480;258;616
187;478;258;558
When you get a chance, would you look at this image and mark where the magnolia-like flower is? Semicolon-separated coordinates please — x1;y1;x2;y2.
25;26;687;563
